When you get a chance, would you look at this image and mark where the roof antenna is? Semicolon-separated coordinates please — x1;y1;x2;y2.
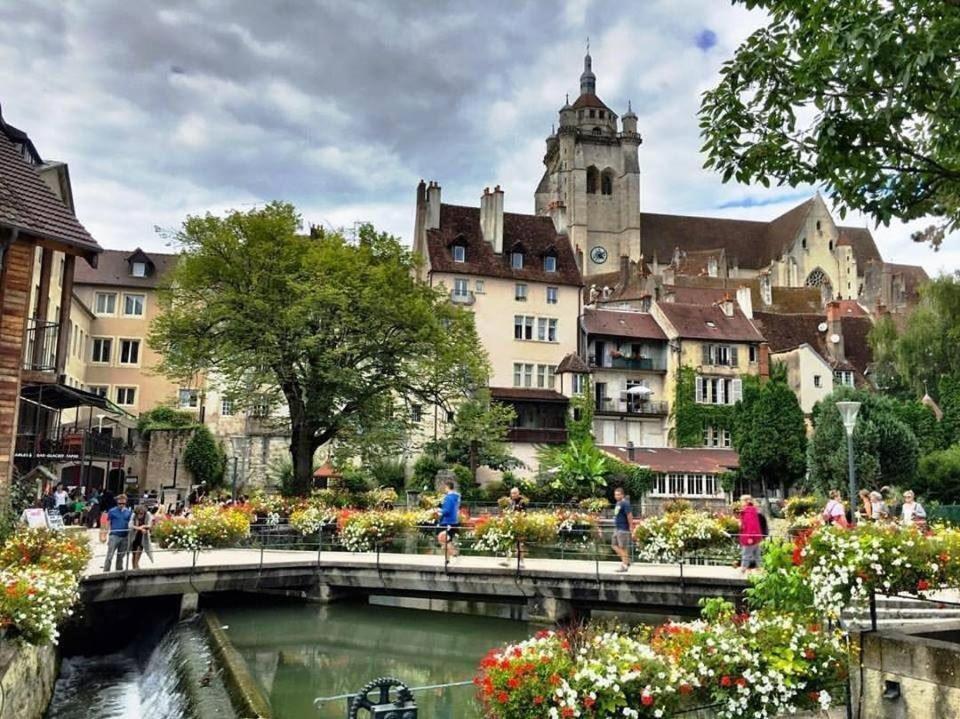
586;37;590;55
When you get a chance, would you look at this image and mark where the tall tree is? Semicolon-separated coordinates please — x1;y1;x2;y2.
442;389;518;481
734;369;807;497
150;203;487;495
700;0;960;247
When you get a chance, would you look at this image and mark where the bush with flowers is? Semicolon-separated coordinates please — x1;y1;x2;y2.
632;509;734;562
472;512;559;554
476;603;846;719
554;510;599;546
336;509;419;552
289;505;339;536
0;527;91;574
0;564;80;645
153;505;250;549
783;495;821;520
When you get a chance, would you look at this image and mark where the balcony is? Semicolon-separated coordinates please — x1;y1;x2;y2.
595;399;669;418
590;357;666;372
449;289;476;306
22;319;59;373
15;428;128;462
506;427;568;444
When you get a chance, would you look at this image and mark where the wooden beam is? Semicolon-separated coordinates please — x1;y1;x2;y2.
55;254;75;376
31;248;52;369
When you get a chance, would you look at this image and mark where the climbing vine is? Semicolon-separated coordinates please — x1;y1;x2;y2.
671;365;737;447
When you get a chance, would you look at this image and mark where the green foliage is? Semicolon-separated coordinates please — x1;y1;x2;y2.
808;387;919;493
735;373;807;494
540;437;608;499
916;445;960;504
940;373;960;448
604;458;654;502
566;382;594;443
745;538;816;616
411;454;447;490
183;426;227;488
443;390;518;479
451;464;474;490
700;1;960;247
149;204;486;496
136;406;196;434
337;467;372;494
672;366;737;447
368;458;407;492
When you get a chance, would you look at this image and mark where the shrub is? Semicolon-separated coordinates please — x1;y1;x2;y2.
337;467;372;494
137;405;196;434
481;480;506;502
744;538;816;615
916;445;960;503
363;486;398;509
184;425;227;488
369;458;407;493
661;498;693;515
0;528;90;574
783;495;821;519
578;497;610;513
0;566;79;644
633;510;733;562
412;454;447;489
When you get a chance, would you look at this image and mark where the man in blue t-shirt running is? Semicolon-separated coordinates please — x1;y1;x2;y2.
103;494;133;571
437;480;461;557
611;487;634;573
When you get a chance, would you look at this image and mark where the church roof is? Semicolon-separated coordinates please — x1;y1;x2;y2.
425;204;582;286
570;93;612;112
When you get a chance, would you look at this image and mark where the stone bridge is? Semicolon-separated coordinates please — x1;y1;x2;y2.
80;547;747;621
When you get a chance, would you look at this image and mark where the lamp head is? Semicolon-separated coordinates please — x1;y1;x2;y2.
836;401;861;436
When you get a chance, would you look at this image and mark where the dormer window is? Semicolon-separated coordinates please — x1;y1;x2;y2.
131;261;147;277
452;244;466;263
544;253;557;273
511;250;524;269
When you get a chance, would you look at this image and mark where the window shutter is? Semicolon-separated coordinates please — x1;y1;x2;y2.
717;379;726;405
702;344;710;365
730;346;738;367
732;378;743;403
695;376;704;403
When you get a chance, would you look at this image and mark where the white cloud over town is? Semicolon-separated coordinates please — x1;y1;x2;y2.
0;0;955;274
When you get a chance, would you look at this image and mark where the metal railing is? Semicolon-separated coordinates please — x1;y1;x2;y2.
22;318;59;372
504;427;567;443
595;400;669;417
15;428;127;459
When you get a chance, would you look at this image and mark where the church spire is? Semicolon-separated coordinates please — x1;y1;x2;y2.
580;40;596;95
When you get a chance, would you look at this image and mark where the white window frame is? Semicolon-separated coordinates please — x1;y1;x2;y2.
475;279;485;294
547;318;558;342
118;338;141;366
131;261;147;277
453;278;469;298
122;293;146;317
221;399;234;416
511;251;524;269
87;385;109;398
515;283;528;301
546;286;558;304
94;292;117;316
115;386;137;407
452;245;466;263
179;388;199;408
650;471;724;498
544;255;557;273
91;337;113;364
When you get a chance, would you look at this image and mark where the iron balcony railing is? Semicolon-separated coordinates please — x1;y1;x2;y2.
22;318;59;372
505;427;568;444
595;399;669;417
14;428;128;460
449;289;476;306
591;357;667;372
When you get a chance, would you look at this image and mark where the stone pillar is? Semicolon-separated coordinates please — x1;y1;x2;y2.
179;591;199;620
527;596;582;624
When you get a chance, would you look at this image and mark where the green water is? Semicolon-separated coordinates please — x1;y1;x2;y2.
214;602;533;719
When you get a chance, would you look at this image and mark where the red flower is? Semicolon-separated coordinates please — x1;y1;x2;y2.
584;696;596;709
720;676;732;687
507;678;519;689
679;683;693;695
496;691;508;703
641;693;654;706
533;696;544;705
735;677;748;687
561;708;575;718
803;649;816;660
549;674;562;686
918;579;931;591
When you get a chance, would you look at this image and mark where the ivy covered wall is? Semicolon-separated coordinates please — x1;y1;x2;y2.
671;366;738;447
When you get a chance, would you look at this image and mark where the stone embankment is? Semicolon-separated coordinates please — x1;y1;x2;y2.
0;639;58;719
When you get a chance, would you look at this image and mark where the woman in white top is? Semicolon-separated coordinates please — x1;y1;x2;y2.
822;490;849;527
901;491;927;527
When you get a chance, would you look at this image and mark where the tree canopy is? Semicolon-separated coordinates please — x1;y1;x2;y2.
700;0;960;247
430;389;518;482
150;203;487;494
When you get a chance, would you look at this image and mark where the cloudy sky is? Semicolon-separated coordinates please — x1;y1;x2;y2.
0;0;954;274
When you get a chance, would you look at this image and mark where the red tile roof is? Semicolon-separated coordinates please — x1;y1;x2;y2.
836;299;868;317
73;248;179;288
489;387;569;403
570;93;611;111
0;126;100;260
426;204;582;286
656;301;764;342
752;311;874;375
582;308;667;340
556;353;591;374
601;446;740;474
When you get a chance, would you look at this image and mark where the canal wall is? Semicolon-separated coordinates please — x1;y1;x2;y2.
0;639;58;719
203;612;272;719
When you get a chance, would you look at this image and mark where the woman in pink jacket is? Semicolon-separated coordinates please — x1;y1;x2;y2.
738;495;764;571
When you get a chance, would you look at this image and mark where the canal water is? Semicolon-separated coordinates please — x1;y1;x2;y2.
215;601;533;719
45;600;532;719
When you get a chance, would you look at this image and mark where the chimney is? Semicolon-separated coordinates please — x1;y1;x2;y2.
825;300;845;363
758;343;770;378
425;181;441;230
619;255;630;290
548;200;568;235
480;185;504;253
720;294;735;317
626;440;636;462
759;272;772;306
736;286;753;319
413;179;427;260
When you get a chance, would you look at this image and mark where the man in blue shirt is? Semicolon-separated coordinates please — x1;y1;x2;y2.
103;494;132;572
437;480;461;557
611;487;634;573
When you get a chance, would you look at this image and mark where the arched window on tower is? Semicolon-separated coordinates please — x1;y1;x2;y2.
592;127;602;135
805;268;829;288
601;169;614;195
586;166;599;194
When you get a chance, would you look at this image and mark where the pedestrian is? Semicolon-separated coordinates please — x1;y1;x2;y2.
103;494;132;572
128;504;154;569
54;483;69;515
858;489;873;522
40;485;56;511
901;491;927;528
611;487;633;573
499;487;527;568
870;491;889;521
437;480;461;558
86;490;101;528
821;490;849;528
738;495;764;572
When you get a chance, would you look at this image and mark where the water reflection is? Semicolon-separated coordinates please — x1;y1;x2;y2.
215;602;533;719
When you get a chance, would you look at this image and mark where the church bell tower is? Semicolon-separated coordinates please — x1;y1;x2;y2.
535;48;642;277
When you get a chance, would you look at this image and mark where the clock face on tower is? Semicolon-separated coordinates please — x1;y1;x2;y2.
590;246;608;265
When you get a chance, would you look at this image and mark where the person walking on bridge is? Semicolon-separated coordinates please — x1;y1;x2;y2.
437;480;461;558
499;487;527;568
103;494;132;572
611;487;634;573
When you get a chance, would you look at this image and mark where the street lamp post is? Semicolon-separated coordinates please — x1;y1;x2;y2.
836;401;862;525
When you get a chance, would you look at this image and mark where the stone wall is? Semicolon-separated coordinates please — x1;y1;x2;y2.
143;428;195;493
851;624;960;718
0;639;58;719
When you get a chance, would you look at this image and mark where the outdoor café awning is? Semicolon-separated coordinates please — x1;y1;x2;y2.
19;383;128;415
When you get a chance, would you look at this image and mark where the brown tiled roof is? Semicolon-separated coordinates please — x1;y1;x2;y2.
426;204;582;286
885;262;929;297
656;301;764;342
836;299;868;317
489;387;569;403
73;248;179;288
839;228;883;265
570;93;611;111
556;353;591;374
601;446;739;474
0;126;100;260
583;308;667;340
752;311;874;375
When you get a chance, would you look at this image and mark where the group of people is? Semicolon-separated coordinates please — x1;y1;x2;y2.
823;487;927;527
101;493;156;572
40;483;114;527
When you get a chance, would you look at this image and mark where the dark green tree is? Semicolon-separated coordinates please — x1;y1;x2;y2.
700;0;960;247
149;203;486;495
184;425;227;488
734;369;807;497
916;445;960;503
442;390;518;482
808;387;919;493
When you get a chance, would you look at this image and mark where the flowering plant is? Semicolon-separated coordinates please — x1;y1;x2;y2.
289;505;338;536
577;497;610;513
472;512;558;553
633;510;733;562
554;510;598;545
0;528;91;574
336;510;418;552
0;565;79;645
153;505;250;549
783;495;821;519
